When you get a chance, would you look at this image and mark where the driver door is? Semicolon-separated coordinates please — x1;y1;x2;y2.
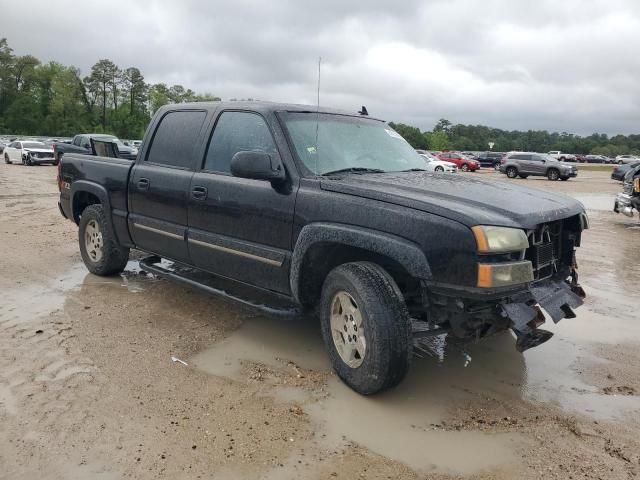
187;110;296;294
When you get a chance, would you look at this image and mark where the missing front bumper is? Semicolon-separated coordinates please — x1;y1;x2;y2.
502;276;585;352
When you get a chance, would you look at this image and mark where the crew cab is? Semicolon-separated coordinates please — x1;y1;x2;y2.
58;101;588;395
54;134;137;163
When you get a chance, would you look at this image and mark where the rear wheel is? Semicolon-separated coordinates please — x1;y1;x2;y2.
493;162;500;171
547;168;560;181
518;174;528;179
506;166;518;178
78;204;129;276
320;262;412;395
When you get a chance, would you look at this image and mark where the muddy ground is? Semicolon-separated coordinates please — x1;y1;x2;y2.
1;163;639;479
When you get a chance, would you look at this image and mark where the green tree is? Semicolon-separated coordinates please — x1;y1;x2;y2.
428;130;450;151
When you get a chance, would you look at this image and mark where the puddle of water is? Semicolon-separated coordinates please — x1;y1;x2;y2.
0;261;152;329
192;316;524;475
191;315;329;378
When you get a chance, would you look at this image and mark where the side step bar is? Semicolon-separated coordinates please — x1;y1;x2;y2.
138;256;299;317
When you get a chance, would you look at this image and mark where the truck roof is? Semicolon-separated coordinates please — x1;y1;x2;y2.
156;101;386;122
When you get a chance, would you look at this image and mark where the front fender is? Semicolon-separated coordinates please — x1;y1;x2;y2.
289;222;432;302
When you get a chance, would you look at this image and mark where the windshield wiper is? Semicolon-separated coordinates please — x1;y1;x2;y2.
321;167;385;176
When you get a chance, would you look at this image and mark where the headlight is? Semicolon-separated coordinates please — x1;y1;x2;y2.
471;225;529;253
477;261;533;288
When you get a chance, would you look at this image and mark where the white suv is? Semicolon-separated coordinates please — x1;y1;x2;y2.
615;155;639;165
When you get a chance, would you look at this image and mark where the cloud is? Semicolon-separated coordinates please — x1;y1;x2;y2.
3;0;639;134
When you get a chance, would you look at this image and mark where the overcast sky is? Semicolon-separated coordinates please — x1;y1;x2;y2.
3;0;640;135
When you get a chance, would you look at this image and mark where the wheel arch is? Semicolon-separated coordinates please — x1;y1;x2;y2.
290;223;432;307
71;181;111;225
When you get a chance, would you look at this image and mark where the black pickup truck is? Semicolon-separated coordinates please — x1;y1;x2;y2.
58;101;588;394
54;133;137;163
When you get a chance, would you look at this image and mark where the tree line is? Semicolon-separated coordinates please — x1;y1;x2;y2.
389;118;640;157
2;36;640;154
0;38;219;139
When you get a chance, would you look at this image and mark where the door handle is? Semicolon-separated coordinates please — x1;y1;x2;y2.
137;178;150;190
191;186;208;200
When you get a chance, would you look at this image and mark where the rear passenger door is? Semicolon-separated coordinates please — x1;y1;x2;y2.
129;109;209;263
529;154;548;175
187;110;296;294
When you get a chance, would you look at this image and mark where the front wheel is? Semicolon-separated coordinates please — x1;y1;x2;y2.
506;166;518;178
547;168;560;181
4;153;10;164
460;164;470;172
435;166;444;172
78;204;129;276
320;262;412;395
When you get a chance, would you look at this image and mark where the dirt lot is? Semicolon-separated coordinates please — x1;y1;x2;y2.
1;163;639;479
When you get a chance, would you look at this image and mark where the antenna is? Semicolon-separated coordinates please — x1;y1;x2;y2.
315;56;321;175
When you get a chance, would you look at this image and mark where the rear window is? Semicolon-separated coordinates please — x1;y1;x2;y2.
146;110;207;169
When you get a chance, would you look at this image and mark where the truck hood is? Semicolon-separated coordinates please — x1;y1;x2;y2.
320;172;585;229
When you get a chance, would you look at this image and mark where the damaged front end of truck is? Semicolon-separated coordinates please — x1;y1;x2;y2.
416;212;589;353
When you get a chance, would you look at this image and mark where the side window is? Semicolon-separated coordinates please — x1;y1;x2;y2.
203;111;277;174
73;136;81;146
146;110;207;169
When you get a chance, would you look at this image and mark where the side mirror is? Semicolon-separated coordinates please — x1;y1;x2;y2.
230;151;286;181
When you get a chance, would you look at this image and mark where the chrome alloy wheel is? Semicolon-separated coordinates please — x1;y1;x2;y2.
84;219;104;262
330;291;366;368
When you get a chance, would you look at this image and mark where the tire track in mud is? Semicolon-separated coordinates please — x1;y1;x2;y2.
0;268;103;476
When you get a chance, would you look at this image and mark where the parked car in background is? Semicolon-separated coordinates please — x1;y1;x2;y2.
3;140;57;165
500;152;577;181
613;163;640;217
584;155;608;164
416;150;457;173
548;151;576;162
611;161;640;181
574;154;586;163
614;154;639;164
54;134;138;162
437;152;480;171
476;151;504;169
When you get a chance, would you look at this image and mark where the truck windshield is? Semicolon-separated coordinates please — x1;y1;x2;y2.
281;112;426;175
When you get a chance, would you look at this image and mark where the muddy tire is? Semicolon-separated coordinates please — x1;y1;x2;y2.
319;262;412;395
78;204;129;276
547;168;560;181
506;166;518;178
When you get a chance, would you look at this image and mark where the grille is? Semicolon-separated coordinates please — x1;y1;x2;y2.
36;152;53;159
526;221;562;281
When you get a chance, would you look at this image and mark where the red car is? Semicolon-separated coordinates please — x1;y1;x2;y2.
437;152;480;172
